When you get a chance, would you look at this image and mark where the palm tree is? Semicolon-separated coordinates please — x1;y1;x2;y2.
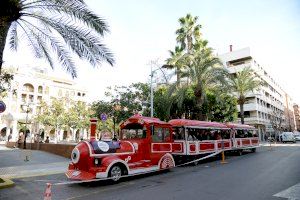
164;46;187;86
186;40;228;119
176;13;201;53
228;67;263;124
0;0;114;77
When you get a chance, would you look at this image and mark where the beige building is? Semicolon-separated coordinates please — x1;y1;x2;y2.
220;47;296;141
293;104;300;131
0;66;88;142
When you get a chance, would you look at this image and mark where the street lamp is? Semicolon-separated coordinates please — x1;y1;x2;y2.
149;62;169;118
21;103;32;150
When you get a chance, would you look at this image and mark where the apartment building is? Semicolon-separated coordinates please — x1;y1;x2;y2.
220;47;296;141
0;66;88;142
293;104;300;131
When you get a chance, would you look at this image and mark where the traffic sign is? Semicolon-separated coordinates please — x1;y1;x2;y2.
0;101;6;113
100;113;107;121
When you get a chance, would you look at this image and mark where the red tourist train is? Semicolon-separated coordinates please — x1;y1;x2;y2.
66;114;259;181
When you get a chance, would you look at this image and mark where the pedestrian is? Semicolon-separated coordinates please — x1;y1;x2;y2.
21;132;26;149
8;133;12;142
45;136;50;143
18;132;23;148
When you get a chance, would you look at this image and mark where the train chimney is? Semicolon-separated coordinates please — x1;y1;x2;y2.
229;45;233;52
90;118;98;140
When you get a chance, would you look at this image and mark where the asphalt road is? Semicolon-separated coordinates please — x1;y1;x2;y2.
1;145;300;200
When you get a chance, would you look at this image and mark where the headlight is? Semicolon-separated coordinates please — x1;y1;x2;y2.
94;158;101;165
71;148;80;164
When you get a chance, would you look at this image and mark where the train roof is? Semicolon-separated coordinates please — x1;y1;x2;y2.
168;119;229;129
225;123;256;130
120;114;170;128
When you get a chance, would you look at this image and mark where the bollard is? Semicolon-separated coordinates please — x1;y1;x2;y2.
44;183;52;200
220;151;228;164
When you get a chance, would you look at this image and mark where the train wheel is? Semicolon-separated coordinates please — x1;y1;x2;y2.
109;165;122;182
251;148;256;153
160;154;175;170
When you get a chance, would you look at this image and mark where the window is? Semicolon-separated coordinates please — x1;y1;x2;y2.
236;130;245;138
152;127;170;142
58;89;62;97
38;86;43;93
23;83;34;92
45;87;49;94
121;123;146;139
173;127;185;140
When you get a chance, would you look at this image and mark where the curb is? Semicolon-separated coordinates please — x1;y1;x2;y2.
0;177;15;189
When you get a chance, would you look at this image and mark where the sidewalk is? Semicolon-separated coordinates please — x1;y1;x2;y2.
0;144;70;179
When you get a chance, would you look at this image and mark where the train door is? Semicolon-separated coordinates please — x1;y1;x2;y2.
150;125;172;164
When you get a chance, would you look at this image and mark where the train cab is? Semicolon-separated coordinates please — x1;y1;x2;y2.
66;114;175;181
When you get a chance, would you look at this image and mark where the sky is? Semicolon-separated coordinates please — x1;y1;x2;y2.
3;0;300;103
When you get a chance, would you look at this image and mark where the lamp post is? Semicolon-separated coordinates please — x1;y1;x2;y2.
149;63;169;118
21;103;32;150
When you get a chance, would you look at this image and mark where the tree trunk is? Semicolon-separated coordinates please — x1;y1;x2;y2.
176;66;180;86
240;103;245;124
0;19;11;74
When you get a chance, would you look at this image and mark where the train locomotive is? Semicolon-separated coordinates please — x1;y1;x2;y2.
66;114;175;181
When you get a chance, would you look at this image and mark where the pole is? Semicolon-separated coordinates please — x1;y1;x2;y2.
150;65;154;118
24;105;29;161
24;107;29;150
113;116;116;139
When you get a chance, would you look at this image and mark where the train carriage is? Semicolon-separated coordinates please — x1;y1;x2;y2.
225;123;259;154
169;119;231;164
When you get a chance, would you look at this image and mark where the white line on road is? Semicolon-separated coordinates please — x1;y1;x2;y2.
273;183;300;200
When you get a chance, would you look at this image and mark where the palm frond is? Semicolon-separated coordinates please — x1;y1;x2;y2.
8;22;18;51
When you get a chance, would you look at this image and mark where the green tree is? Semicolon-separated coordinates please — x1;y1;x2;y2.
228;67;263;124
0;0;114;77
187;40;228;119
63;101;92;141
92;82;151;132
164;46;187;85
35;98;65;142
153;86;174;121
204;91;238;122
0;70;13;98
176;13;201;53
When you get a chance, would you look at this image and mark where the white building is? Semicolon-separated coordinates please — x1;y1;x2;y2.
220;47;295;141
0;66;88;142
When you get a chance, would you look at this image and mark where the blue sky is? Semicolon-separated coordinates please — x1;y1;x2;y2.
4;0;300;103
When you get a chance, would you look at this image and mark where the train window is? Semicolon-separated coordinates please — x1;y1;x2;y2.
236;130;245;138
121;123;146;139
173;127;185;140
222;130;230;139
152;128;163;142
152;127;170;142
187;128;198;141
245;130;253;137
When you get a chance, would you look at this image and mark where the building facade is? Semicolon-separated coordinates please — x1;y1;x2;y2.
293;104;300;131
220;47;296;141
0;66;88;142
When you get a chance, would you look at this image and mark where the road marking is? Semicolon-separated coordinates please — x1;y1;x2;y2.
273;183;300;199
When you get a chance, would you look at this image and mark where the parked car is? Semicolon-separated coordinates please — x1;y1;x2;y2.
293;132;300;141
279;132;296;143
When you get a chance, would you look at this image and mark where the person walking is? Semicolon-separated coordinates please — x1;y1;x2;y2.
17;132;24;148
